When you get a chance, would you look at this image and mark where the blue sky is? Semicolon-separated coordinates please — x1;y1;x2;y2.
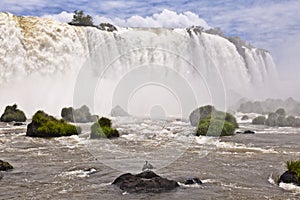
1;0;300;78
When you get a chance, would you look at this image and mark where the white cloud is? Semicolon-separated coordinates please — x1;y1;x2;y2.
42;11;73;23
41;9;210;29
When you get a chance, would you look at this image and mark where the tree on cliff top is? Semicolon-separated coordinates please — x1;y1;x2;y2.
69;10;93;26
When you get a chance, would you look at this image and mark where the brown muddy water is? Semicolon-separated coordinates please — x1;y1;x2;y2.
0;117;300;200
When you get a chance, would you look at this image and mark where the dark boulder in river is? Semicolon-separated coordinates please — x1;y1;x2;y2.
13;122;25;126
184;177;202;185
279;171;300;186
0;160;13;171
26;111;80;137
112;171;179;193
243;130;255;134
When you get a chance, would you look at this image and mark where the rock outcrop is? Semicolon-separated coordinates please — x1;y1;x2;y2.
112;171;179;193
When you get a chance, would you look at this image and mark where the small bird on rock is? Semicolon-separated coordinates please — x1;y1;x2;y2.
142;161;154;171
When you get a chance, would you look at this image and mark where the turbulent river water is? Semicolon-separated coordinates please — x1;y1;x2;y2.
1;115;300;200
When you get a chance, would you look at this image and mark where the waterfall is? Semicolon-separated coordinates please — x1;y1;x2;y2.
0;12;277;117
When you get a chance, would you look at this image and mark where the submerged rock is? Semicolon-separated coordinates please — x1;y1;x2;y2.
184;177;202;185
13;122;25;126
0;104;26;122
0;160;13;171
279;171;300;186
112;171;179;193
243;130;255;134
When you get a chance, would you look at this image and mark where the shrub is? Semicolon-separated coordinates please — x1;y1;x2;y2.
90;117;119;139
69;10;93;26
26;111;80;137
286;160;300;178
196;118;235;137
0;104;26;122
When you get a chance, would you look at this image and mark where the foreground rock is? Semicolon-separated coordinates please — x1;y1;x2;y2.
279;171;300;186
112;171;179;193
0;160;13;171
27;111;80;137
279;160;300;186
61;105;98;123
0;104;26;122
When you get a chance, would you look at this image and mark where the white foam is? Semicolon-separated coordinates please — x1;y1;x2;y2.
58;168;97;178
279;182;300;193
195;136;277;154
178;182;203;188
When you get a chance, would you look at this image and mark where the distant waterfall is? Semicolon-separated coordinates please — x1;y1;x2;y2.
0;12;277;117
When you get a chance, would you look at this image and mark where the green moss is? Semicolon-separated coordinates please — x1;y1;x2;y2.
98;117;112;127
90;117;119;139
196;118;235;137
286;160;300;178
27;111;80;137
0;104;26;122
225;112;238;128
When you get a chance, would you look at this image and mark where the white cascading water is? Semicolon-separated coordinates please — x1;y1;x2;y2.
0;12;277;117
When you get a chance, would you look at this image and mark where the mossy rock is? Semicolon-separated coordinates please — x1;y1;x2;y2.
196;118;235;137
61;105;98;123
0;160;13;171
26;111;81;137
0;104;26;122
252;116;266;125
189;105;238;128
189;105;215;126
90;117;119;139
